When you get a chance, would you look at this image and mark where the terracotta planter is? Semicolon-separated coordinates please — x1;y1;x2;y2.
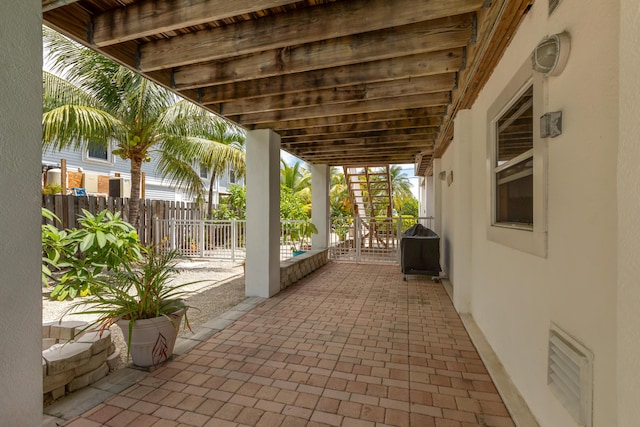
116;307;185;368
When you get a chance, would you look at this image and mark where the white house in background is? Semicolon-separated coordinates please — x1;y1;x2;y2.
42;144;241;202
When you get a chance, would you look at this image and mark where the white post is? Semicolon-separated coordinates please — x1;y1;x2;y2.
0;2;43;423
198;220;205;256
432;158;443;237
355;216;362;261
170;218;176;250
245;129;281;297
396;216;402;263
231;219;237;262
311;163;330;250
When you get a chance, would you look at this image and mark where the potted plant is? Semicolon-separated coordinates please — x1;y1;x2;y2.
290;221;318;256
66;247;196;367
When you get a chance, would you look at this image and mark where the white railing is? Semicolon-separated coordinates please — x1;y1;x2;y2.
280;219;315;260
155;218;246;261
156;216;436;263
329;216;435;263
155;218;317;261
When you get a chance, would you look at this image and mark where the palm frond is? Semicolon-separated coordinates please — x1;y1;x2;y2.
42;105;124;151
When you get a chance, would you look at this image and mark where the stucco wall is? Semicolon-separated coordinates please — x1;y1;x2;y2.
617;1;640;425
0;0;45;424
439;150;454;281
440;1;620;425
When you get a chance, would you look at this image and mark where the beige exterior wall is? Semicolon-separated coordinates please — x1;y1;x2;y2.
617;1;640;424
0;0;45;424
439;1;620;425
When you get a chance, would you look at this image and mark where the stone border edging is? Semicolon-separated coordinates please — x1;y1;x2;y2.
42;321;118;403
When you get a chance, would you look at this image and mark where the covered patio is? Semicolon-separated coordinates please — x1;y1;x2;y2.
5;1;640;426
57;263;516;426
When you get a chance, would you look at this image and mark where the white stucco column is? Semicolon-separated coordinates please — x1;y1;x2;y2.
425;175;435;218
618;2;640;423
0;2;43;424
451;109;473;313
432;158;443;237
311;163;330;249
245;129;280;297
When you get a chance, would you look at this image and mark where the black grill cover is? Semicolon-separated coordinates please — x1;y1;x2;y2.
400;224;441;276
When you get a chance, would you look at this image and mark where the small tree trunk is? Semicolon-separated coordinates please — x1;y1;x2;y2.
129;157;143;229
207;173;217;220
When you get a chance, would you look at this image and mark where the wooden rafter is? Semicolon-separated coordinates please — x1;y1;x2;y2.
43;0;532;169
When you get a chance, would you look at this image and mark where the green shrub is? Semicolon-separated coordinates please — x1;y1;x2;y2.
43;209;144;301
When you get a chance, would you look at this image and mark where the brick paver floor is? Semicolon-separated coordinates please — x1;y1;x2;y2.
64;263;514;426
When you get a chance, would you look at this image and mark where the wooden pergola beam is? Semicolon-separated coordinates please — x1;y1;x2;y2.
137;0;484;71
234;94;451;126
212;75;455;114
290;144;434;156
256;107;446;130
193;64;457;104
282;134;434;148
278;119;441;137
174;48;463;90
92;0;295;47
219;86;452;116
297;153;420;165
281;129;437;144
170;15;471;89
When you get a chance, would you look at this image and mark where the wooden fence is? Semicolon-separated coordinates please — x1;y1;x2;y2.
42;195;204;245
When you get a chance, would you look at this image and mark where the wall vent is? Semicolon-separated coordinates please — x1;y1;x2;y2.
548;324;593;427
549;0;562;15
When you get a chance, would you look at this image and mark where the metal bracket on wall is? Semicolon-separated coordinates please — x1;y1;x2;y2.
540;111;562;138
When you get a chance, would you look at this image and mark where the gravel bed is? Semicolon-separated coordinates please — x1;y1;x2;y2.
42;259;246;370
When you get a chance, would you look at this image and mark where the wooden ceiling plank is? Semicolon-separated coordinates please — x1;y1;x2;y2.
175;48;463;90
220;86;452;116
172;15;471;88
278;119;441;137
283;143;433;152
92;0;296;47
235;93;451;125
196;62;456;104
138;0;484;71
291;145;434;155
282;134;435;147
281;129;437;143
296;153;418;165
256;107;446;130
213;75;455;114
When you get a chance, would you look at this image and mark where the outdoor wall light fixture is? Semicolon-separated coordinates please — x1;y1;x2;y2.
439;171;447;181
531;32;571;76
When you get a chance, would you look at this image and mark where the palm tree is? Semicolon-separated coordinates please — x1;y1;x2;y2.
42;27;244;227
280;160;312;217
389;165;414;212
329;167;351;217
199;121;246;219
280;160;311;196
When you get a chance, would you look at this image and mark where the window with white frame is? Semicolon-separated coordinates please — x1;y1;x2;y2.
494;85;534;227
487;60;547;257
199;164;208;178
84;141;112;164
